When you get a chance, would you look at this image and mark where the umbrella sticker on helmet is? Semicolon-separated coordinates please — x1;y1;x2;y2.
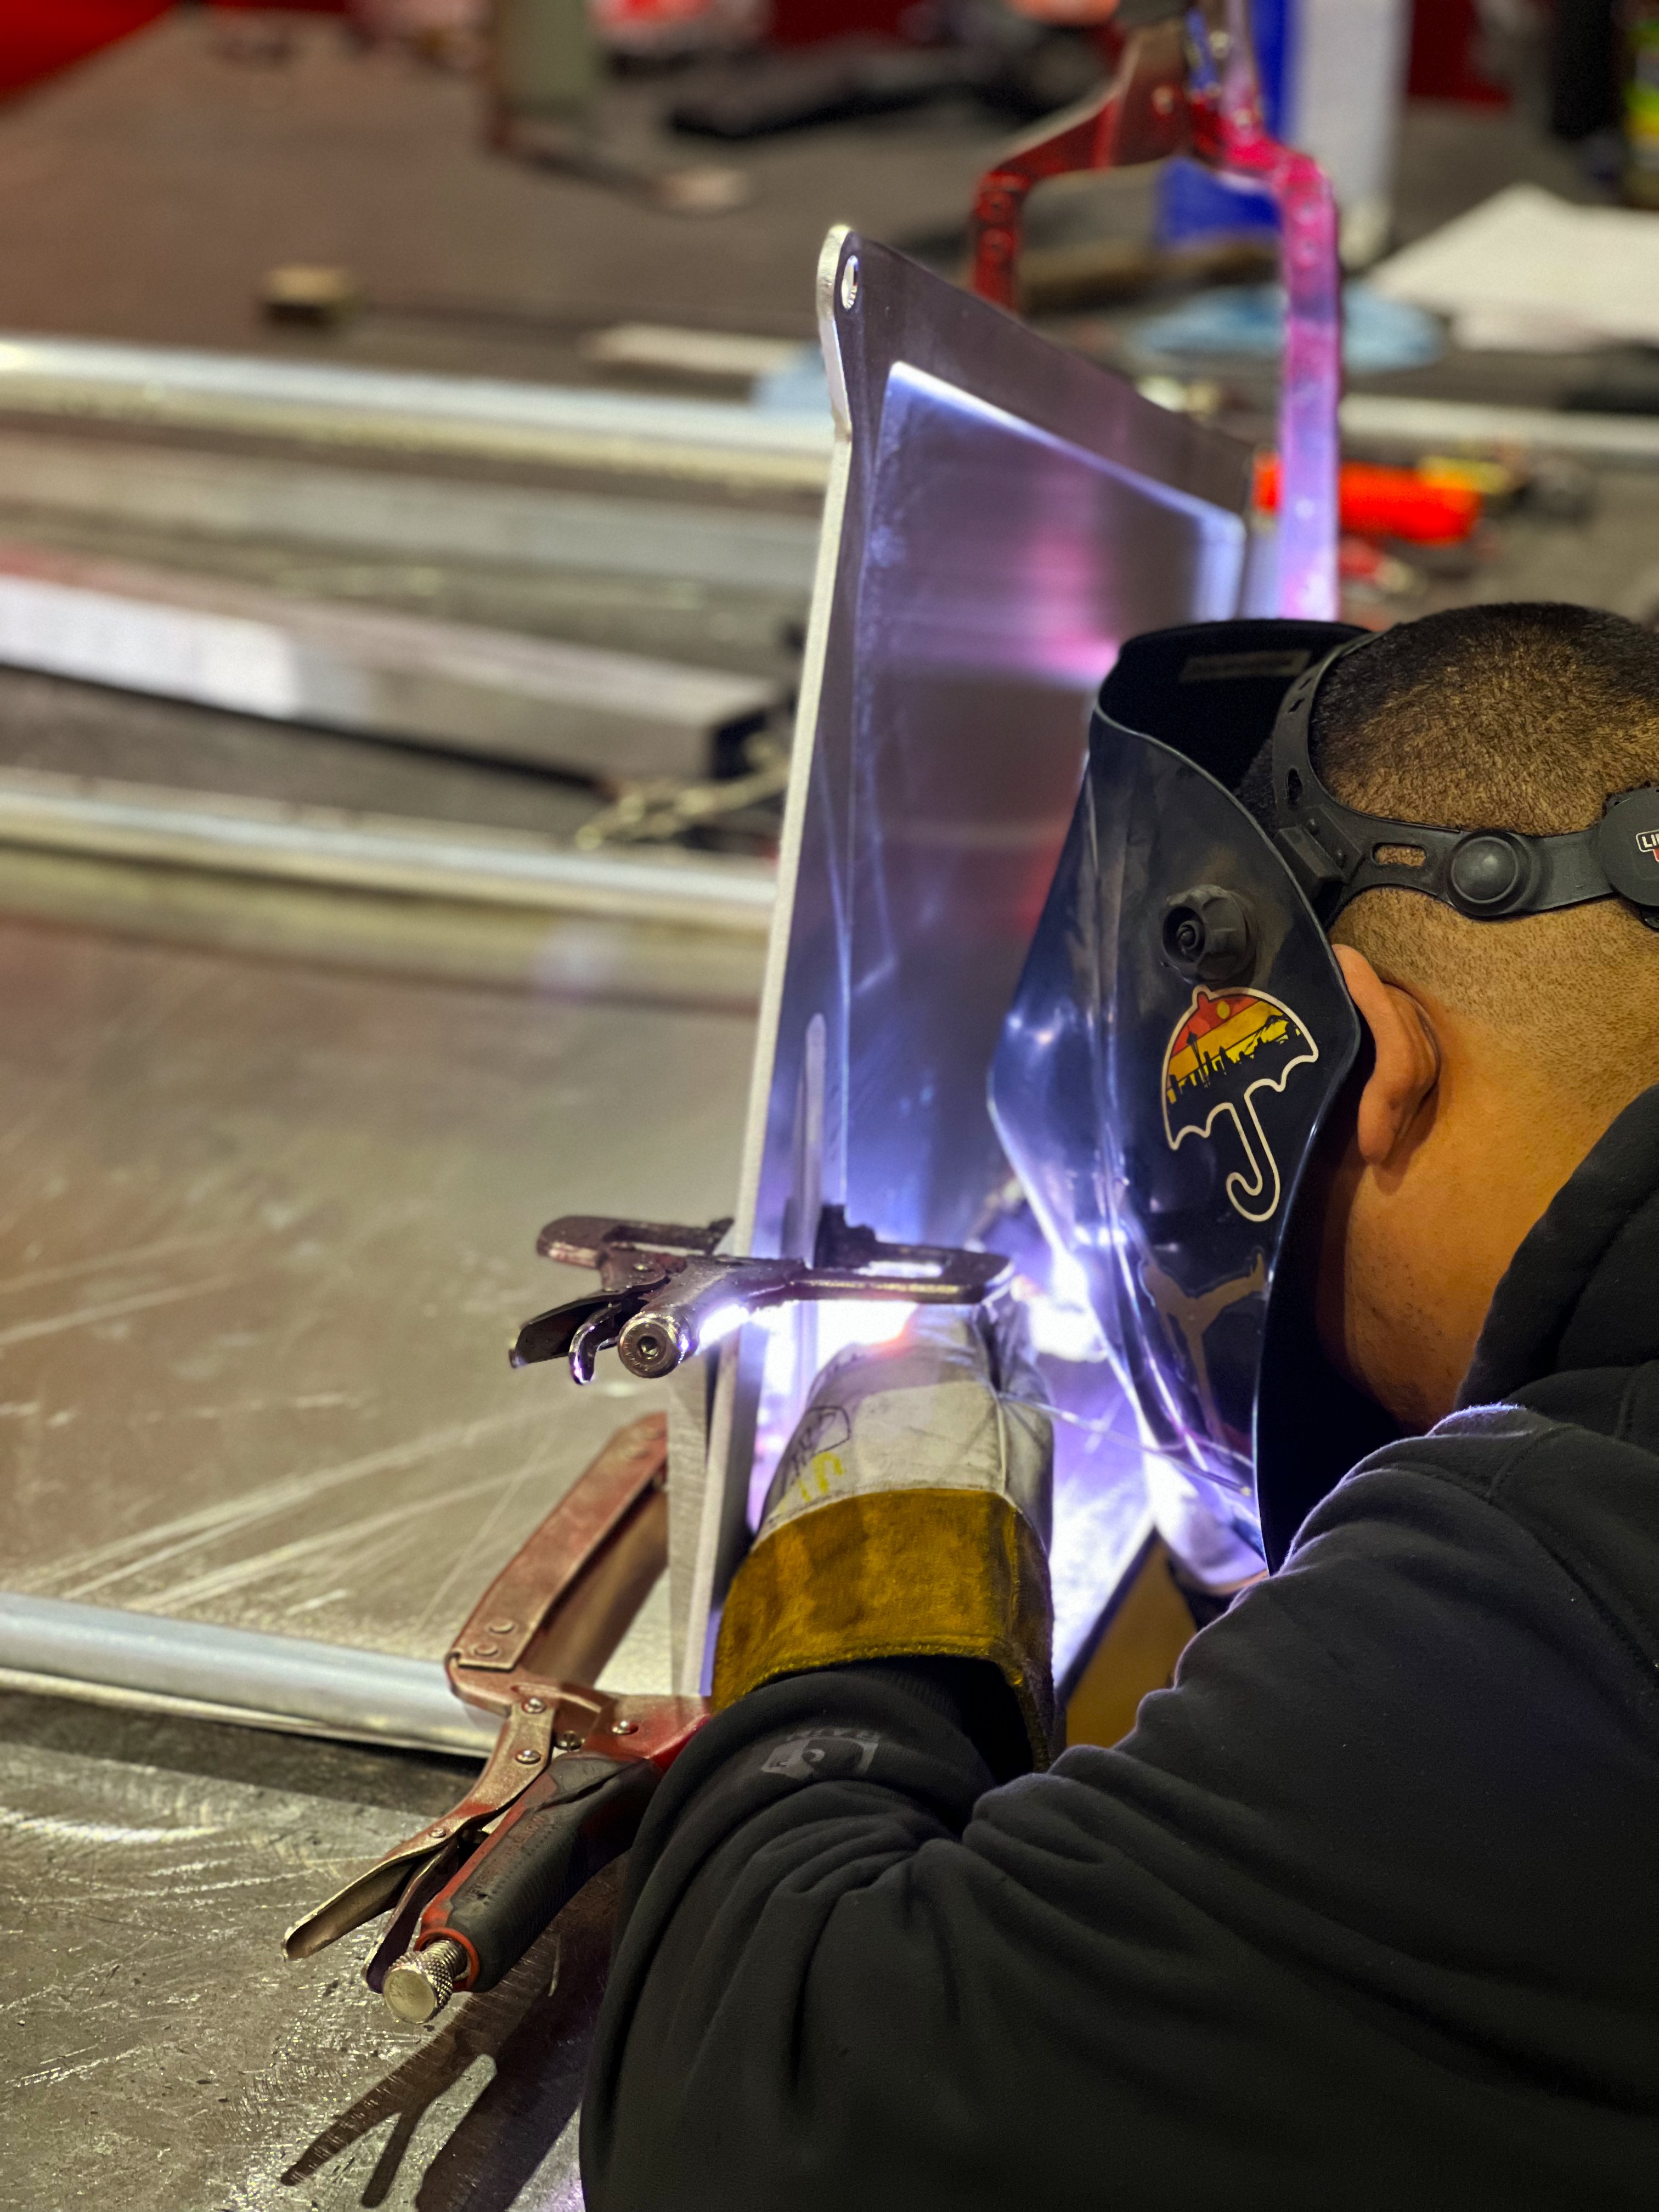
1162;988;1320;1224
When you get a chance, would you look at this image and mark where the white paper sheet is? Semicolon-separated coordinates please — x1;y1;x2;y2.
1369;184;1659;351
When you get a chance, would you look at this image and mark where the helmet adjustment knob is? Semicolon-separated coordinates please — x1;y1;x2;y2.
1448;833;1528;914
1161;885;1257;986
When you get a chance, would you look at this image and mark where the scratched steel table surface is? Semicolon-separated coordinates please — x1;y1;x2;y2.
0;909;752;2210
0;913;751;1652
1;1692;614;2212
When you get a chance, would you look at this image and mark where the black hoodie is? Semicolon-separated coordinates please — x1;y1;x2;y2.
582;1090;1659;2210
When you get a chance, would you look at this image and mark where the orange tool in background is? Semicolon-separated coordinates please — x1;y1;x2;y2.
1255;454;1485;545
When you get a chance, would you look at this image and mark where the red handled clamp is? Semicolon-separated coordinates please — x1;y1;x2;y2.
284;1414;706;2024
970;0;1312;308
288;1213;1006;2019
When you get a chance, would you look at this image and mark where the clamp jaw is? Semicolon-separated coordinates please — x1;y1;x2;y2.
511;1206;1009;1385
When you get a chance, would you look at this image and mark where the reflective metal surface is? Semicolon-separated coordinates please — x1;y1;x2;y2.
0;765;775;928
0;541;783;782
0;332;834;490
0;430;824;596
0;1722;608;2208
993;718;1361;1566
0;913;751;1666
0;1595;500;1753
677;230;1257;1689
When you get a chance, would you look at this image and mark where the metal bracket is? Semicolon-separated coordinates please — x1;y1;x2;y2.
510;1206;1009;1386
966;0;1341;623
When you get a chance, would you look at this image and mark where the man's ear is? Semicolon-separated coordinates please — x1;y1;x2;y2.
1333;945;1441;1169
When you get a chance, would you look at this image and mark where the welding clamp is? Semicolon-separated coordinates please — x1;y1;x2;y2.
286;1211;1006;2024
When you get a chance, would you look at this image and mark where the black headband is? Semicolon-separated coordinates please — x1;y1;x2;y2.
1269;637;1659;932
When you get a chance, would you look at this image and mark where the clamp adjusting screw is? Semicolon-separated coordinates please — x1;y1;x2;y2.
383;1937;469;2027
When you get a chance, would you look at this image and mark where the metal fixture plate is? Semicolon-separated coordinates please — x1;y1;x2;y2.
0;541;782;782
674;230;1256;1692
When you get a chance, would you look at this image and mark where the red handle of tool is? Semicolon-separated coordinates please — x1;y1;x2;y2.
416;1753;657;1990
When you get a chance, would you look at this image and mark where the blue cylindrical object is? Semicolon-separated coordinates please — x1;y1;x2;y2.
1156;0;1289;248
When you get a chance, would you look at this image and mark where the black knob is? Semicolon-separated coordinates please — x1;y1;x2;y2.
1448;834;1525;913
1161;885;1257;985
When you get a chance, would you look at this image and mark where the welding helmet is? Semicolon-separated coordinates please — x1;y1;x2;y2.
991;617;1659;1567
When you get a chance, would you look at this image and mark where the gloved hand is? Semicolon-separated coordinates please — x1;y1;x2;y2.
711;1305;1057;1762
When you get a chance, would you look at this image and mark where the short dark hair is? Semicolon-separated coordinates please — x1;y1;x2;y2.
1313;602;1659;837
1298;602;1659;1106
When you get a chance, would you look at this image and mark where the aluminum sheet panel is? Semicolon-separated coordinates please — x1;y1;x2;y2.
681;232;1257;1689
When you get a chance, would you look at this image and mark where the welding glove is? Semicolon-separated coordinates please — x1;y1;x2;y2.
711;1306;1056;1762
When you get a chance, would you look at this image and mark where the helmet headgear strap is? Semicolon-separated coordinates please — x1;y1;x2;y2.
1268;639;1659;931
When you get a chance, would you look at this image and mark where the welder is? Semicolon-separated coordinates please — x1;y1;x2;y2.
583;601;1659;2209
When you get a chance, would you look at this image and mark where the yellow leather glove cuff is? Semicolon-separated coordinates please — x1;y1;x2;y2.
712;1486;1055;1764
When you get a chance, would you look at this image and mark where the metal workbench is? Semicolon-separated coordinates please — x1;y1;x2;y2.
0;908;754;2212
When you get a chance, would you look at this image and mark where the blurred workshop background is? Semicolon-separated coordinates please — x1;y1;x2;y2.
0;0;1651;882
3;3;1659;2206
0;0;1649;899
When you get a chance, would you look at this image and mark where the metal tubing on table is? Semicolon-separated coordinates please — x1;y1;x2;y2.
0;1593;499;1756
0;766;777;929
0;335;835;490
0;543;784;783
1340;392;1659;464
0;432;825;596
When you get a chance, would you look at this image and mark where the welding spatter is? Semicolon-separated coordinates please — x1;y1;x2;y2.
510;1207;1010;1385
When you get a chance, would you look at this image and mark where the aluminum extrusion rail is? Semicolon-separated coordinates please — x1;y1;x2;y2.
0;430;824;594
0;768;778;930
0;541;785;782
0;335;835;490
0;1593;499;1756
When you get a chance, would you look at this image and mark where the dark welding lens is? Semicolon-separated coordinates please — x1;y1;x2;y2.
1594;787;1659;910
1448;833;1528;915
1160;885;1257;985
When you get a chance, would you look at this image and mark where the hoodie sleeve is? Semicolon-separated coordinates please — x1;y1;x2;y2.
580;1447;1659;2212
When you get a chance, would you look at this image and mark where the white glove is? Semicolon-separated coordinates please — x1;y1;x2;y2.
713;1302;1057;1760
755;1306;1053;1551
